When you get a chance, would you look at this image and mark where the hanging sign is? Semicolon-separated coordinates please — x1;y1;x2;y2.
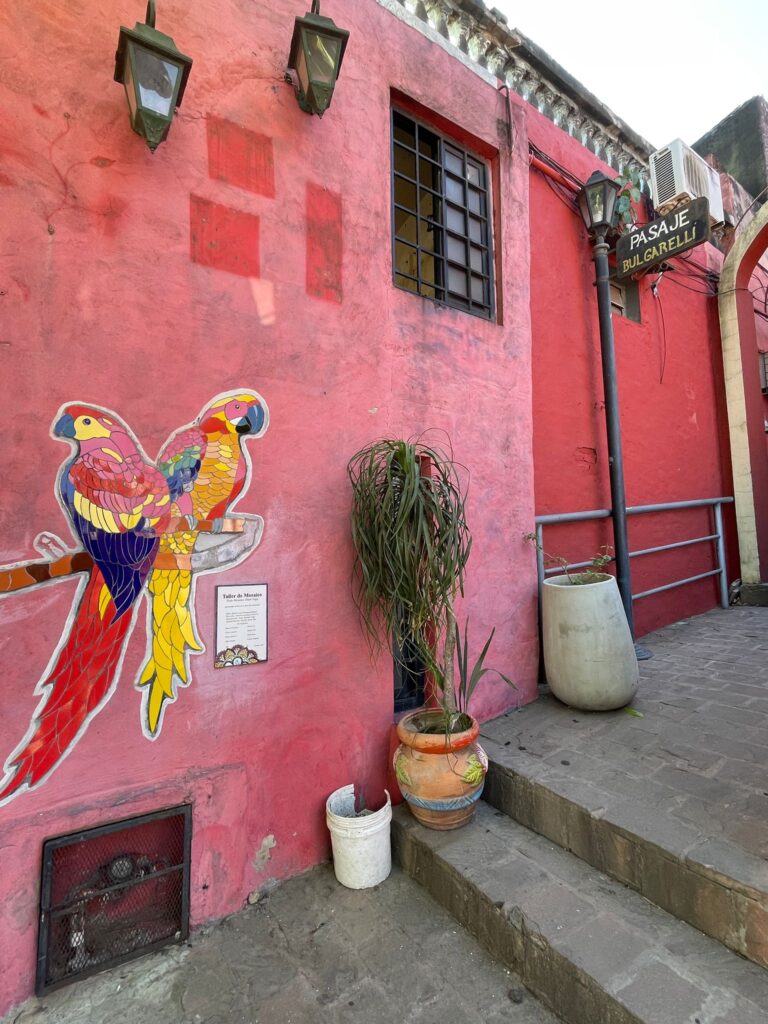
214;583;268;667
615;197;710;279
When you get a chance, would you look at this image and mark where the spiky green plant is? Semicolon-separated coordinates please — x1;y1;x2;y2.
348;436;471;713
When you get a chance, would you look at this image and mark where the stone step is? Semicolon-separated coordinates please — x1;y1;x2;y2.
480;724;768;970
393;802;768;1024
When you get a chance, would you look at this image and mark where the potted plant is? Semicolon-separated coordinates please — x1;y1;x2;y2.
525;537;638;710
348;437;514;830
393;621;514;829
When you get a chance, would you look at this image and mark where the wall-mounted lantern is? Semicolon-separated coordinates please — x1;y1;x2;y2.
114;1;192;152
288;1;349;117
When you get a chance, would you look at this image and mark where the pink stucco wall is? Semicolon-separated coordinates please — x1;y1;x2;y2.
0;1;536;1012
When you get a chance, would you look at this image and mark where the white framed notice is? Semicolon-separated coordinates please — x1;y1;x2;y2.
214;583;268;668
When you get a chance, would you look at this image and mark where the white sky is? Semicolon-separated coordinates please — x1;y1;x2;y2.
493;1;768;150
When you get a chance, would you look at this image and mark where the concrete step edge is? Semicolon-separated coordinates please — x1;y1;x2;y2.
482;745;768;969
392;803;768;1024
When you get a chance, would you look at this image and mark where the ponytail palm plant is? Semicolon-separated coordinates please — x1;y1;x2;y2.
347;436;471;719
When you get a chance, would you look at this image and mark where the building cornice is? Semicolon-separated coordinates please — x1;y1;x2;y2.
378;0;654;183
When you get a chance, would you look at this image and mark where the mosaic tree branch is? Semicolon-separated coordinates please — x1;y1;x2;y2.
0;518;246;594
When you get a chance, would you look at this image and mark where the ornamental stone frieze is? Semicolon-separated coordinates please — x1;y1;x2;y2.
378;0;652;186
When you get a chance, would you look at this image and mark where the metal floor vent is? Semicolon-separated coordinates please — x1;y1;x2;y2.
37;805;191;994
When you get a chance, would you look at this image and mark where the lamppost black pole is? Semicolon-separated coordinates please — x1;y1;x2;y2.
591;225;634;635
577;170;637;640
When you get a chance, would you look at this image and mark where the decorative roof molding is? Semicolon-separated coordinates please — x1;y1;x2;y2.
377;0;655;185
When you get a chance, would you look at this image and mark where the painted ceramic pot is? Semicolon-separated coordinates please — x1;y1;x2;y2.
394;710;488;830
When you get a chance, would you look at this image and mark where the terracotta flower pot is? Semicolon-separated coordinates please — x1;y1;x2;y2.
393;709;488;830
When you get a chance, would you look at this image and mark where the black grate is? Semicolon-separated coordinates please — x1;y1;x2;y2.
37;805;191;995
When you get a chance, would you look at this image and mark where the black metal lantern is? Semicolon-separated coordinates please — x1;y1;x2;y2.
114;2;192;152
288;1;349;117
577;170;621;235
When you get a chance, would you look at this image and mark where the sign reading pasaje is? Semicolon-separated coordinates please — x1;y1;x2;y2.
615;197;710;279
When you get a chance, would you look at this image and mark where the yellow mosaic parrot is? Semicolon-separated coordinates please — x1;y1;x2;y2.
137;392;268;736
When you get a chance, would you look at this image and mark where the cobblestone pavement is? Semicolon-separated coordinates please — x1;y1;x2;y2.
483;607;768;862
6;865;556;1024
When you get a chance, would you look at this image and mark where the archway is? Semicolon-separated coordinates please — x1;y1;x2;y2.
718;204;768;590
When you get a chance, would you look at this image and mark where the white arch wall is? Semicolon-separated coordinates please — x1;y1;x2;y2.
718;204;768;584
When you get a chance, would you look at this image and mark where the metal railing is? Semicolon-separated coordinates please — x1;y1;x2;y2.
534;497;734;611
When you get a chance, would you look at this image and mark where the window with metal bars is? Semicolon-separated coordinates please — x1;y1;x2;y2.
391;110;494;319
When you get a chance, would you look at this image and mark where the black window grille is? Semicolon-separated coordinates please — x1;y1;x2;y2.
392;110;494;319
37;805;192;995
760;351;768;394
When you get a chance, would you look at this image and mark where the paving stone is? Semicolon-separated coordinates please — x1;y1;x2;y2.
2;865;556;1024
481;607;768;969
613;961;708;1024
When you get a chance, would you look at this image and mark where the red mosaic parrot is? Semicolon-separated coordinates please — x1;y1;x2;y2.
0;405;171;803
138;391;268;736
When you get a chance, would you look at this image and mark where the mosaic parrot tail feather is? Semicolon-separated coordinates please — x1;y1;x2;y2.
0;568;133;804
139;566;203;737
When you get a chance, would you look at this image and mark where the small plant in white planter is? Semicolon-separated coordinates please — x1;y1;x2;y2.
525;537;638;711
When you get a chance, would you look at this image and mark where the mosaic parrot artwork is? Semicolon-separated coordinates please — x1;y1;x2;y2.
0;390;269;806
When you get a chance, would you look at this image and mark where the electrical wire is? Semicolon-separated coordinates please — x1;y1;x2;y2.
541;172;581;217
664;274;717;296
731;184;768;233
651;273;667;383
528;142;583;189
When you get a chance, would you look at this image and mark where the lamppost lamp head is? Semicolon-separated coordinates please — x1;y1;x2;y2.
577;170;621;236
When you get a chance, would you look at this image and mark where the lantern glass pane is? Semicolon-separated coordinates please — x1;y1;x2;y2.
588;187;605;224
295;44;310;95
302;29;341;85
124;53;139;118
132;46;180;116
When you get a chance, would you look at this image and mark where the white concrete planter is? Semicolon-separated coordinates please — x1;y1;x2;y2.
542;573;639;711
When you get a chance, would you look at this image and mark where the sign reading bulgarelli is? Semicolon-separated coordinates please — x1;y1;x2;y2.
615;197;710;279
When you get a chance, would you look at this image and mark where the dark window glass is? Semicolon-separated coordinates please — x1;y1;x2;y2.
391;110;494;320
393;628;426;713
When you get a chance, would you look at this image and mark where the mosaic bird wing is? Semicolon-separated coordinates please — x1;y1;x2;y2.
138;393;267;737
137;425;209;736
156;426;207;510
66;443;171;618
0;407;170;804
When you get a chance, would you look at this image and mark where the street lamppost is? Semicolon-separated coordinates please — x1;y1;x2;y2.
577;170;647;655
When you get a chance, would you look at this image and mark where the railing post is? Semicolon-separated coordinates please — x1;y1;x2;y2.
714;501;729;609
535;522;545;613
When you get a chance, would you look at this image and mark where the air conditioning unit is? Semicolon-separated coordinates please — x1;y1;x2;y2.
649;139;724;225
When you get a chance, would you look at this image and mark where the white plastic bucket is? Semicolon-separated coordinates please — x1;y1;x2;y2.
326;785;392;889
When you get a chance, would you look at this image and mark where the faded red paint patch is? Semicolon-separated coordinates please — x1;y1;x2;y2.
190;195;260;278
206;116;275;198
306;183;342;304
